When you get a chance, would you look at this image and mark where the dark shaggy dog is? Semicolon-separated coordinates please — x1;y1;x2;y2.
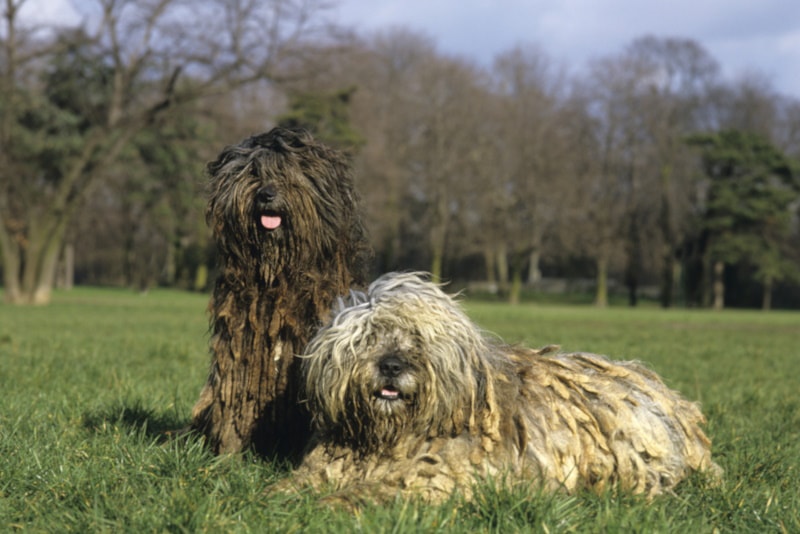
274;272;722;504
190;128;370;458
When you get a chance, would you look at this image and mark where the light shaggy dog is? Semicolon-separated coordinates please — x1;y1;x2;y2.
276;272;722;504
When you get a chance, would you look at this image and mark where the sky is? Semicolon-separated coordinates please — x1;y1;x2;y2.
21;0;800;98
329;0;800;98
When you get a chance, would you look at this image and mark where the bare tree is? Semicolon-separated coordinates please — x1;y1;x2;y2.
0;0;334;303
623;37;721;307
341;31;485;280
347;30;437;272
775;97;800;158
571;37;719;307
417;59;489;280
569;58;642;307
489;45;568;303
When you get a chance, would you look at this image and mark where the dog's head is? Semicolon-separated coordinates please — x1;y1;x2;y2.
303;273;503;450
205;128;368;277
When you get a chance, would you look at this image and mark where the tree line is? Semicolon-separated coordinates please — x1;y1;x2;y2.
2;0;799;309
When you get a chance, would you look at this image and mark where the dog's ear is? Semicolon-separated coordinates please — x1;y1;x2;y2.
413;325;496;440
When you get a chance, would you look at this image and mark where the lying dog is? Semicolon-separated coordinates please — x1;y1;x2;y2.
276;272;722;503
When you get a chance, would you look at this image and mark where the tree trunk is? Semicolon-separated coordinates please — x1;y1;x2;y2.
56;244;75;290
484;246;496;286
659;248;675;308
2;207;78;304
3;248;60;305
509;269;522;305
700;249;711;308
762;275;773;311
429;194;448;282
193;264;209;292
595;254;609;308
0;212;22;302
657;165;675;308
496;243;508;293
0;245;22;303
627;274;638;307
32;239;62;304
164;239;177;286
7;215;67;305
625;219;642;307
430;250;443;283
712;260;725;311
527;249;542;285
672;261;682;307
509;252;526;305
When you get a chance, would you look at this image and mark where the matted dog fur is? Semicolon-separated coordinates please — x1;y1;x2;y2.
190;128;370;458
275;272;722;503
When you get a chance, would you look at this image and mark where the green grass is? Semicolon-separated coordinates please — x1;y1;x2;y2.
1;288;798;532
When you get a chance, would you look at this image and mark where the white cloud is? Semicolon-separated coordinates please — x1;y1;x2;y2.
19;0;80;26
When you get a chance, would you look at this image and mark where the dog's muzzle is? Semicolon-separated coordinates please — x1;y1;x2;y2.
255;184;283;230
376;354;408;401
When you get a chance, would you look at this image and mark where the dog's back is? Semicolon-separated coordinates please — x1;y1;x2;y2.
512;348;722;496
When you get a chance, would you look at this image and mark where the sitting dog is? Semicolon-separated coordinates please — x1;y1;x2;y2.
190;128;370;458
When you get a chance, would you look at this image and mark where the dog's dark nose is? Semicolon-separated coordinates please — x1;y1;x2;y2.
256;184;278;204
379;355;406;378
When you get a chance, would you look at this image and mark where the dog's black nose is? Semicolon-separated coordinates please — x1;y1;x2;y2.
379;355;406;378
256;184;278;204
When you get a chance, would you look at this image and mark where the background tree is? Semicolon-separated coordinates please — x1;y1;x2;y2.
0;0;334;304
326;29;435;273
489;46;568;304
623;37;720;307
275;87;364;151
687;129;800;310
571;57;641;307
5;0;800;310
409;56;485;281
124;116;210;290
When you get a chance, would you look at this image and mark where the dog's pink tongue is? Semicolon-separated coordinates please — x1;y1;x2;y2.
261;215;282;230
381;388;399;400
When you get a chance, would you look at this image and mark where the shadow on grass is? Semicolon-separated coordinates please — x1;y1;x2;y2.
82;399;191;444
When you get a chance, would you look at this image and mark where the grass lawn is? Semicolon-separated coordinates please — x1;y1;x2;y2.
0;288;798;532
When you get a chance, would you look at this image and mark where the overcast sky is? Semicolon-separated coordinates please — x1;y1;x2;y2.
330;0;800;98
22;0;800;98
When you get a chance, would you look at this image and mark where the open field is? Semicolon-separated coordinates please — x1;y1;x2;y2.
1;288;798;532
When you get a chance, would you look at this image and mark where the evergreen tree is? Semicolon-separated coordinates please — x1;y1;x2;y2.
688;130;800;309
276;88;364;152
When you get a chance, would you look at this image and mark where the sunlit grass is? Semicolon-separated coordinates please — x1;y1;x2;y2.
1;288;797;532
